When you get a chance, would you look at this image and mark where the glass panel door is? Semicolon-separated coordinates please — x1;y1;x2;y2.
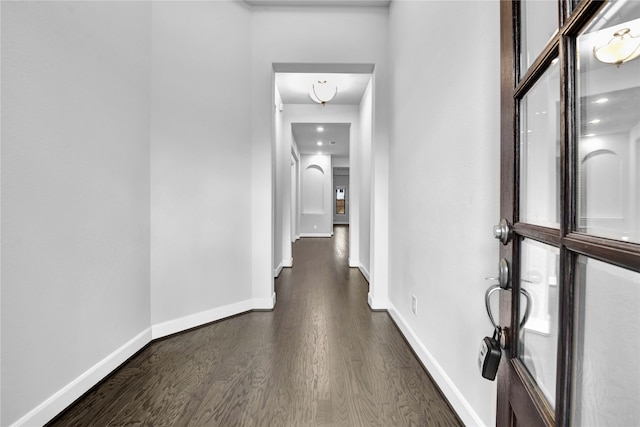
520;60;561;228
521;2;560;73
575;1;640;243
519;239;560;408
499;1;640;426
571;257;640;426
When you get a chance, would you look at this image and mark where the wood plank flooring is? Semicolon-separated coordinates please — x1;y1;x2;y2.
48;225;463;426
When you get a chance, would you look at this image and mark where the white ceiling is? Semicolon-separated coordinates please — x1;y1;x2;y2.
292;123;350;157
277;71;371;158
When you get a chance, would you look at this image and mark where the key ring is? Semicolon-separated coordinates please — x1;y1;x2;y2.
485;285;531;330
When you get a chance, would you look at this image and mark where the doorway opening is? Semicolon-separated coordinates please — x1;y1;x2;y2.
272;64;374;288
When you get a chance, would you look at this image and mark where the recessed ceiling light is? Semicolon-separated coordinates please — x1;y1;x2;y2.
317;141;323;146
589;119;601;124
584;133;596;137
594;98;609;104
317;126;324;132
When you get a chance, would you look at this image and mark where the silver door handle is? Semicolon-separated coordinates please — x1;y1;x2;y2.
485;285;531;331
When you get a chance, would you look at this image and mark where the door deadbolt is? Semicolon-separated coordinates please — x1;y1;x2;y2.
493;218;512;245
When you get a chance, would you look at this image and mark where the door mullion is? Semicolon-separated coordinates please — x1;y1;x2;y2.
556;247;576;427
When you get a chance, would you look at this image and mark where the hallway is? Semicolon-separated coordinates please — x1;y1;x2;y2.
48;226;462;426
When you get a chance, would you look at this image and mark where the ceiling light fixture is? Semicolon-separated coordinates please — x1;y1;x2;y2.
317;126;324;132
593;28;640;66
317;141;323;146
310;80;338;106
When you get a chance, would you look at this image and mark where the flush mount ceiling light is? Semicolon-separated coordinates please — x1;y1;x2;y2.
593;28;640;66
309;80;338;106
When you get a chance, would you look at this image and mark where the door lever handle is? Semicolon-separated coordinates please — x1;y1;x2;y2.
485;285;532;332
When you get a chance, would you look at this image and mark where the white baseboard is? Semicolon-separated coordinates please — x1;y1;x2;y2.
274;262;284;278
358;265;370;282
11;327;152;427
274;258;293;277
367;292;387;310
14;297;278;426
252;292;276;310
152;299;254;340
299;232;332;238
387;303;487;427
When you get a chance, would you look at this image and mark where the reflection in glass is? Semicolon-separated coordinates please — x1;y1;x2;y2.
520;1;558;73
572;257;640;426
520;60;560;228
519;239;559;409
576;0;640;243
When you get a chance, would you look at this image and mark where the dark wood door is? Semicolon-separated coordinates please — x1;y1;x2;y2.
497;0;640;426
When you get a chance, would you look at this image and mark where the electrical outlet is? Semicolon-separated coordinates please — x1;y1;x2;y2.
411;295;417;315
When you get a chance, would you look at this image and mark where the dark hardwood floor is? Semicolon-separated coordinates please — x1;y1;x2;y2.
48;225;463;426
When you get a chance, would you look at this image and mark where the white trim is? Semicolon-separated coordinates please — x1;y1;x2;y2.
367;292;387;310
152;300;254;340
253;292;277;310
284;257;293;268
299;232;332;238
348;258;358;268
387;303;487;427
13;297;280;426
11;328;152;427
274;261;284;278
358;265;370;282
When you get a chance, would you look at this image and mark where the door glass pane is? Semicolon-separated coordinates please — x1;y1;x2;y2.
520;60;561;228
576;0;640;243
519;239;560;409
571;256;640;426
521;1;558;73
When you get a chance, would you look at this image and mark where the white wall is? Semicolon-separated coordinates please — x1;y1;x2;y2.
357;79;373;282
273;86;290;275
300;155;333;235
251;5;389;308
388;1;500;426
150;1;254;332
1;3;152;425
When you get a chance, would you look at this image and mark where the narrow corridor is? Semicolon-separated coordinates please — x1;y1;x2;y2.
49;226;462;426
